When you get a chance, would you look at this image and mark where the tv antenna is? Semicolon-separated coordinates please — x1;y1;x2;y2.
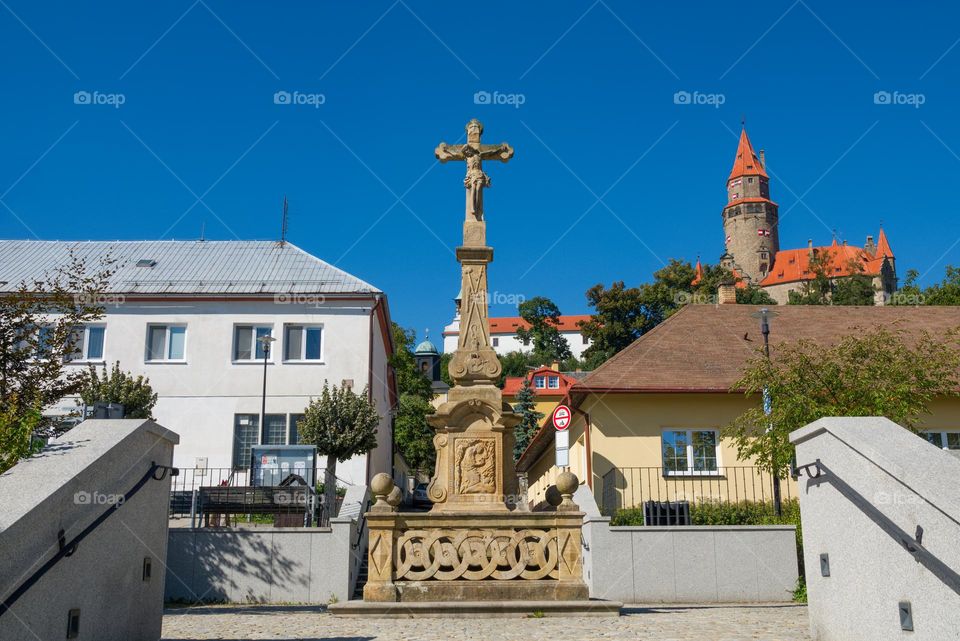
280;196;289;245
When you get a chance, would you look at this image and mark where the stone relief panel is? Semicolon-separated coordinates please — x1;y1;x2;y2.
455;438;496;495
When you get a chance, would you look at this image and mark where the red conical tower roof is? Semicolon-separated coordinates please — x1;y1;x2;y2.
728;128;768;181
875;227;893;258
691;258;704;286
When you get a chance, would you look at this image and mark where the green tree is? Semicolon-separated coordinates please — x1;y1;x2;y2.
787;250;833;305
737;284;778;305
831;260;876;305
389;324;436;474
0;252;114;437
440;352;454;387
78;362;158;419
0;397;41;474
894;266;960;306
725;325;960;478
512;377;543;461
579;281;656;369
515;296;572;364
298;382;381;516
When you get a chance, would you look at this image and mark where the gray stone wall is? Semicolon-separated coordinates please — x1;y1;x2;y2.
165;524;355;604
0;419;178;641
584;518;798;603
791;417;960;640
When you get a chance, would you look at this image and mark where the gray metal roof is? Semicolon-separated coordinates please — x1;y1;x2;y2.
0;240;381;295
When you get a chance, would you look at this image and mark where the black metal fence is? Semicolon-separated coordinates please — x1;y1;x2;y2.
600;466;794;516
168;467;343;527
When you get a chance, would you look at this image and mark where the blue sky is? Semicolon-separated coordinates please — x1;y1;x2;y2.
2;1;959;347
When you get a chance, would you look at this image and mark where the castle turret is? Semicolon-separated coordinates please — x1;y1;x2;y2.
722;127;779;283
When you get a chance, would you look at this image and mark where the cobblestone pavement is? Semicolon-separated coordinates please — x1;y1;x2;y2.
162;603;811;641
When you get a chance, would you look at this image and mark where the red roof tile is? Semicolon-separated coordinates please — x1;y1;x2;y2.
445;314;592;336
760;244;887;287
573;305;960;393
728;128;768;181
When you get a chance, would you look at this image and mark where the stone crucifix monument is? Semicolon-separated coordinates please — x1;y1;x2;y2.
342;120;600;612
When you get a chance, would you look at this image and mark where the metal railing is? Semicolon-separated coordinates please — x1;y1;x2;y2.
168;466;343;527
600;466;794;516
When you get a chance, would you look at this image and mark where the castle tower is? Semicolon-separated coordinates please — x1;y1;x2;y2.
722;127;779;283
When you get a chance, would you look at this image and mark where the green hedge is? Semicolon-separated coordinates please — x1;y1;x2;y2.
611;498;805;598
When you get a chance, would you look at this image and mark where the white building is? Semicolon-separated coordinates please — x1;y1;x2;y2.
442;299;592;359
0;240;396;487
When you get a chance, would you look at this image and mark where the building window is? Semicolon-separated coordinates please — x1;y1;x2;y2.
67;325;106;362
492;337;499;347
582;334;589;345
289;414;305;445
146;325;186;361
548;376;560;389
924;432;960;450
234;325;273;361
533;375;546;389
284;325;323;361
262;414;287;445
662;429;719;474
233;414;259;469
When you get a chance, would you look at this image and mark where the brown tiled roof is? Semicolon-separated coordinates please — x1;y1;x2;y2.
573;304;960;393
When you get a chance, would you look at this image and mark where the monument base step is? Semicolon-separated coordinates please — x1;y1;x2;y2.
328;599;623;618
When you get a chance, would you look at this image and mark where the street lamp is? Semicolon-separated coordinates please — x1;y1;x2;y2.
752;307;782;517
258;334;277;442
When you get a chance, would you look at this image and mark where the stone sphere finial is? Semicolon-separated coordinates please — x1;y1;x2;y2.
556;471;580;512
556;471;579;495
371;472;394;498
370;473;397;513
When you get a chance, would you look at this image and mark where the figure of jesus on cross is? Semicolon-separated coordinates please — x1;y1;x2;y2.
435;119;513;221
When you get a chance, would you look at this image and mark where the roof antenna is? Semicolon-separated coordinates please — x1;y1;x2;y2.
199;221;205;242
740;115;746;127
280;196;289;245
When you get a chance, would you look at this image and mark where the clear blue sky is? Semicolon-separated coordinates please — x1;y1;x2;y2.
2;1;959;347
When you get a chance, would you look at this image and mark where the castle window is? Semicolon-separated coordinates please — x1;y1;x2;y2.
748;177;754;183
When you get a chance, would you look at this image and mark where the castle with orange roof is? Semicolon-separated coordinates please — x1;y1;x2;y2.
710;127;897;305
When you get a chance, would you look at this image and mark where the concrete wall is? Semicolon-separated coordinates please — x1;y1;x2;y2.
791;417;960;641
165;485;369;604
44;298;394;484
0;419;178;641
584;517;798;603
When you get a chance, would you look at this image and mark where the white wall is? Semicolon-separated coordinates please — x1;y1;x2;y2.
49;297;393;486
442;325;591;359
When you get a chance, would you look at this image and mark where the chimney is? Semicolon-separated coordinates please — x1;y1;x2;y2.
717;281;737;305
550;361;560;372
807;239;813;256
758;149;766;169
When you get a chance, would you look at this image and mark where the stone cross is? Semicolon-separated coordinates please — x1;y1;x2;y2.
435;119;514;221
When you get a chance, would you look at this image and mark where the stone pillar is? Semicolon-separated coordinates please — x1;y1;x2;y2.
363;474;399;602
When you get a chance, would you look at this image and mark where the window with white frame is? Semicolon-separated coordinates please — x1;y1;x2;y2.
662;429;719;474
284;325;323;361
924;431;960;451
548;375;560;389
146;325;186;361
533;375;546;389
234;325;273;361
70;325;105;361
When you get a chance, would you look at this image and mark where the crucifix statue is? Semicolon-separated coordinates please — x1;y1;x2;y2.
435;119;514;221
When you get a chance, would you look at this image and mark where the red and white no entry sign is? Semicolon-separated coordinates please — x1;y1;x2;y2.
552;404;572;431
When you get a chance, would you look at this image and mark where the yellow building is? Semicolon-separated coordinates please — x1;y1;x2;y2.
516;304;960;513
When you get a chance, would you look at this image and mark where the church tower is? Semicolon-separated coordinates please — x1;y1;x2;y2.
722;127;779;284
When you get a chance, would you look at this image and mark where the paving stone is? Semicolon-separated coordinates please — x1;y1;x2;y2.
162;603;811;640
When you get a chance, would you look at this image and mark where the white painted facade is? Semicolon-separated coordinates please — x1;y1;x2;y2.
442;314;592;359
2;240;396;489
48;297;394;487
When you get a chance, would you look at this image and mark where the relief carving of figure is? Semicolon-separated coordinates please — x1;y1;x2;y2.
456;439;496;494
